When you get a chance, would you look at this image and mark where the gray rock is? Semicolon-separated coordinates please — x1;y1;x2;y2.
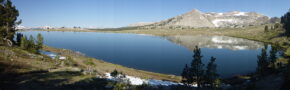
139;9;271;28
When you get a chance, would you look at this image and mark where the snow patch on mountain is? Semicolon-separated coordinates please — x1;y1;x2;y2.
212;19;235;27
234;12;247;16
137;9;270;28
16;25;26;30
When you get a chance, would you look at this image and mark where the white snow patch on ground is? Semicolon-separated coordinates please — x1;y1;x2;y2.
48;53;57;57
126;76;146;85
147;79;180;86
47;53;57;59
105;73;112;78
59;56;66;60
105;73;145;85
212;19;234;27
41;51;67;60
104;73;197;87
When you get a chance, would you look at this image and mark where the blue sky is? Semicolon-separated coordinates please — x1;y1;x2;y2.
12;0;290;28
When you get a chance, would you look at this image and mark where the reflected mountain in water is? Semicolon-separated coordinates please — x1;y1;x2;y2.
167;35;264;50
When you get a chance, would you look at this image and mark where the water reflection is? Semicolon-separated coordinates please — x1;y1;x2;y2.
20;31;271;77
167;35;264;50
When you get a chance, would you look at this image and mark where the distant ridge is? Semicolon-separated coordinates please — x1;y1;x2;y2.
128;22;155;27
130;9;276;29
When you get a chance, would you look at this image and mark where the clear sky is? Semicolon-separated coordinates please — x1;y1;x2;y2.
12;0;290;28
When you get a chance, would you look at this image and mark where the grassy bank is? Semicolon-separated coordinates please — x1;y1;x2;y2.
0;45;182;89
0;46;94;89
0;44;181;86
42;46;181;82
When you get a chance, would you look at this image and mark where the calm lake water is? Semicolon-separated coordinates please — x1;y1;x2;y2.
21;31;277;78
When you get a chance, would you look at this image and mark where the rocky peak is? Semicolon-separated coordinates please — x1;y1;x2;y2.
135;9;271;28
188;9;202;14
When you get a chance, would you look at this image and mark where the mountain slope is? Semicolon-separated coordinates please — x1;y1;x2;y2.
158;9;216;28
138;9;270;28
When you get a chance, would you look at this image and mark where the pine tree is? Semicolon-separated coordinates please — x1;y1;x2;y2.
111;69;119;78
190;46;204;89
205;56;219;89
264;25;269;32
19;34;44;54
36;33;43;52
285;59;290;80
15;33;23;46
281;58;290;89
257;48;269;76
274;23;280;29
181;64;192;85
28;35;36;53
0;0;21;46
269;46;277;67
20;36;27;49
180;46;221;89
281;9;290;36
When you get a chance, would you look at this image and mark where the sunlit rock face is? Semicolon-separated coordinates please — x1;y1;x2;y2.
167;35;264;50
138;9;270;29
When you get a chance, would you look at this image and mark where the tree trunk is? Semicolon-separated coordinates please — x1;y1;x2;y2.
3;37;13;47
4;22;13;47
6;39;13;46
197;77;201;90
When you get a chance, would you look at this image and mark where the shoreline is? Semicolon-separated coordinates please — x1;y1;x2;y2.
26;27;290;54
42;45;182;82
20;25;290;82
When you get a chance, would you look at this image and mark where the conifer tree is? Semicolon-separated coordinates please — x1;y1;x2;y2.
36;33;43;52
180;46;221;89
281;9;290;36
205;56;219;89
281;58;290;89
15;33;23;45
111;69;119;78
269;46;277;67
274;23;280;29
28;35;36;53
0;0;21;46
20;35;26;49
257;48;269;76
181;64;192;85
190;46;204;89
264;25;269;32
